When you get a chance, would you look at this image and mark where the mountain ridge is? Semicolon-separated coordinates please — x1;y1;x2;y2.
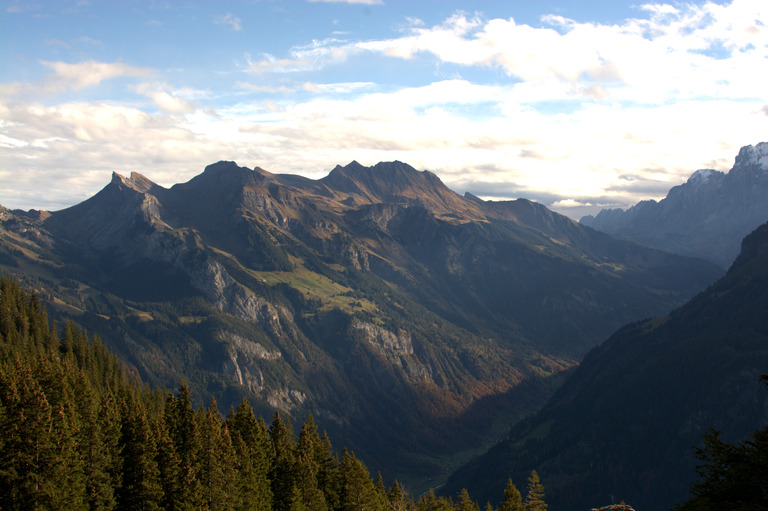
444;221;768;511
580;142;768;268
0;157;723;490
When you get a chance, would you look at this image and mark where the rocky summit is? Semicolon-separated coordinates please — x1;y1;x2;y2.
0;158;722;490
580;142;768;269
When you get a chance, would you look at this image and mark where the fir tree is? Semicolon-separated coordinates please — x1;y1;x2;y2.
155;414;181;511
164;384;203;509
293;415;328;511
117;393;162;510
498;479;524;511
387;480;411;511
270;410;297;511
227;397;272;511
315;432;340;511
197;398;239;510
455;489;480;511
338;448;385;511
523;471;547;511
415;489;452;511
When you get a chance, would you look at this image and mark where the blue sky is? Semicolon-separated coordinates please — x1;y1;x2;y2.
1;0;766;218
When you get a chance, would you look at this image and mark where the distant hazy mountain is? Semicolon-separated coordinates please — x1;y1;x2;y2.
0;159;721;490
444;222;768;511
580;142;768;269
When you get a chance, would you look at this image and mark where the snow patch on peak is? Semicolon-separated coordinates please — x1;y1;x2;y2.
688;168;717;184
734;142;768;172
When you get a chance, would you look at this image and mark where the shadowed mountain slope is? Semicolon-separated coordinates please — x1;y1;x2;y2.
1;159;722;490
444;223;768;511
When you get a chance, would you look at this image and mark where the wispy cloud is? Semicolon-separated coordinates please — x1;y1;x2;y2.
215;13;242;31
246;38;364;73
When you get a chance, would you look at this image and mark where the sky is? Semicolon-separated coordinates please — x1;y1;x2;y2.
1;0;766;219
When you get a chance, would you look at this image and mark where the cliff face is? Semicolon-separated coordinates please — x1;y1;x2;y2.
580;142;768;269
0;158;723;490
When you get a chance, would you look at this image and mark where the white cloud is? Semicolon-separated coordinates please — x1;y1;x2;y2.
40;60;152;92
133;83;196;113
302;81;376;94
1;3;767;219
552;199;593;208
247;54;314;74
247;38;365;74
234;82;296;94
359;1;767;105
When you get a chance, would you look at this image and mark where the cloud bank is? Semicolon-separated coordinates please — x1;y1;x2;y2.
1;1;766;219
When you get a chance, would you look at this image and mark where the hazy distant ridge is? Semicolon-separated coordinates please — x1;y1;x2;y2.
580;142;768;268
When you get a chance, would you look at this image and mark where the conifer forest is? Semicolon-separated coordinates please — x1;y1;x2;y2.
3;262;767;510
0;276;552;510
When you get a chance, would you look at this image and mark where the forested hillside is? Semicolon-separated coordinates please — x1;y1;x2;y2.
444;223;768;511
0;275;551;510
0;159;722;489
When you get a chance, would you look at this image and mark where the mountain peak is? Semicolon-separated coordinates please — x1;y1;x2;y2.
687;168;723;186
203;160;241;173
734;142;768;172
579;142;768;268
110;171;161;194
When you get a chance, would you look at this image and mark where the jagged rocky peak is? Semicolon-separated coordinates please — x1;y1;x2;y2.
734;141;768;171
111;171;160;193
329;159;433;184
687;168;723;186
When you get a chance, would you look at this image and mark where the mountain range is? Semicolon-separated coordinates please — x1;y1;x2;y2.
580;142;768;269
444;221;768;510
0;157;723;491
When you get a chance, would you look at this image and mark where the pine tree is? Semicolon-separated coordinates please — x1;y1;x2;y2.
0;358;60;508
498;479;524;511
315;432;340;511
117;392;162;510
523;471;547;511
293;415;328;511
75;374;117;510
197;398;238;510
270;410;297;511
387;480;411;511
456;489;480;511
227;397;272;511
338;448;385;511
415;489;452;511
164;384;203;509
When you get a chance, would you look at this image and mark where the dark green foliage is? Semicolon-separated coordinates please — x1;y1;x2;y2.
674;376;768;511
338;448;386;511
455;489;480;511
523;471;546;511
14;270;755;511
444;223;768;511
498;479;523;511
227;397;273;511
117;393;162;510
4;274;473;510
416;489;454;511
